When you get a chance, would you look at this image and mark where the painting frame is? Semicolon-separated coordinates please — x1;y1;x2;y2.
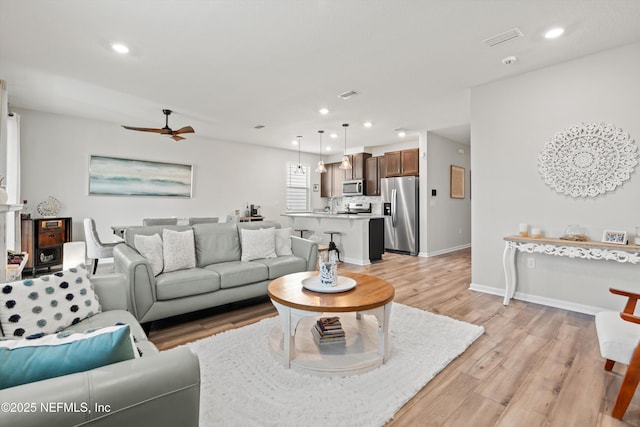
450;165;465;199
601;230;627;245
88;155;193;197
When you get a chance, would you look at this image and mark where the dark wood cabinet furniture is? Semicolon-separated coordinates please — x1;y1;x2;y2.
321;162;345;197
384;149;419;177
365;156;383;196
348;153;371;180
21;217;72;275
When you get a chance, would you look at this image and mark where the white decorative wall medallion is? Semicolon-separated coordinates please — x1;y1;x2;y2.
538;122;637;198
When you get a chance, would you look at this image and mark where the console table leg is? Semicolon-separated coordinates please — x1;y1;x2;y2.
503;242;517;305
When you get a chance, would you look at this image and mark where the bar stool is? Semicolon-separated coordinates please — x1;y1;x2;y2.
294;228;309;238
324;231;341;262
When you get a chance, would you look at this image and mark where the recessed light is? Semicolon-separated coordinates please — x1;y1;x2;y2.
398;131;406;138
111;43;130;54
291;140;298;145
544;28;564;39
363;121;373;128
325;146;332;151
319;108;329;115
329;133;338;139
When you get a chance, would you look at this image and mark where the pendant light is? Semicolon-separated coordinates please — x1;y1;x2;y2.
315;130;327;173
295;136;305;175
339;123;352;170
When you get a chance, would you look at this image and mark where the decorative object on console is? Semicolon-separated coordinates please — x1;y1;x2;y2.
560;224;589;242
339;123;352;170
36;196;61;217
602;230;628;245
121;109;195;141
538;122;638;198
89;155;192;197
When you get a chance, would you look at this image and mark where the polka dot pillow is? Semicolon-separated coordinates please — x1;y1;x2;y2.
0;265;101;339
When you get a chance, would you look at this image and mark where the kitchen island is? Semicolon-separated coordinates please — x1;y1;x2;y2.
282;212;384;266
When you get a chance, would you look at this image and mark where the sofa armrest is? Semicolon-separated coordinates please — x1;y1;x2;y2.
291;236;318;271
0;347;200;427
90;273;128;312
113;244;157;320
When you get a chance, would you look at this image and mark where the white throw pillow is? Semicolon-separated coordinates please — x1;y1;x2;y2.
275;228;293;256
162;229;196;273
135;233;164;276
0;265;101;338
240;228;277;261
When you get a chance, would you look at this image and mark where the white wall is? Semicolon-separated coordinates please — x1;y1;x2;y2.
470;41;640;313
17;108;323;242
424;132;471;256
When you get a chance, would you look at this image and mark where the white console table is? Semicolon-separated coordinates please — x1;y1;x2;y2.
503;235;640;305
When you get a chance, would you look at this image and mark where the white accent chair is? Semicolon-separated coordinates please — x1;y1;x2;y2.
62;241;87;270
83;218;119;274
595;288;640;419
143;218;178;226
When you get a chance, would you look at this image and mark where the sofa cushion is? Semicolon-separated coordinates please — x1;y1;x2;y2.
240;227;277;261
275;228;293;256
253;256;308;279
0;266;100;338
135;233;164;276
206;261;268;289
0;324;137;389
193;223;242;266
124;225;192;248
156;268;220;300
162;229;197;273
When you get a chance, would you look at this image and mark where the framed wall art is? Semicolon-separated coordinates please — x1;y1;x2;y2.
450;165;465;199
89;155;193;197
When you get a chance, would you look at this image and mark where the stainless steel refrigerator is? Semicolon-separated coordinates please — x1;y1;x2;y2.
381;176;419;255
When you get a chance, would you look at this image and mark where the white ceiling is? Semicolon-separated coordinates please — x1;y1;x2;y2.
1;1;640;152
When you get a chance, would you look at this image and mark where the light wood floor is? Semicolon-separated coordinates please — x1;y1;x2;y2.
148;249;640;426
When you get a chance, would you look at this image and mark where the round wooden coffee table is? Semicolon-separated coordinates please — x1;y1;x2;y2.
267;271;395;376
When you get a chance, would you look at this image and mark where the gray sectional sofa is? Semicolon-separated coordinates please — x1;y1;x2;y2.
0;273;200;427
113;221;318;324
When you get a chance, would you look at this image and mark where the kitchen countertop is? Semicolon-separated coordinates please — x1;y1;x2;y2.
282;212;384;220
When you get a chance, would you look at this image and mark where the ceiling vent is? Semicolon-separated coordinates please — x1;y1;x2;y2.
483;28;523;47
254;125;265;129
337;90;359;100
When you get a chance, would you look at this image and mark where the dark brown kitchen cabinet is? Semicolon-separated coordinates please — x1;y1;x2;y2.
22;217;72;275
384;149;419;177
320;162;344;197
365;156;381;196
349;153;371;180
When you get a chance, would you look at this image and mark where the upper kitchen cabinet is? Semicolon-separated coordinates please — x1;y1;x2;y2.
350;153;371;180
320;162;344;197
384;148;419;177
365;156;382;196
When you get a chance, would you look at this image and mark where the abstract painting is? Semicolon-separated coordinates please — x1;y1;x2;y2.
89;155;192;197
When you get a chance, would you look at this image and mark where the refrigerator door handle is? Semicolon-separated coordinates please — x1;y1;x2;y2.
391;188;397;227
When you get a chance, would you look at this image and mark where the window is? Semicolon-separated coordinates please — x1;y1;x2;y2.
286;162;310;212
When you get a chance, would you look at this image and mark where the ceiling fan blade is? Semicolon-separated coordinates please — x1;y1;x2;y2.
171;134;186;141
173;126;195;135
122;125;166;133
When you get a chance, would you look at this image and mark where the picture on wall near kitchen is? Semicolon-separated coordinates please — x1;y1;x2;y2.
538;122;638;198
450;165;465;199
89;155;192;197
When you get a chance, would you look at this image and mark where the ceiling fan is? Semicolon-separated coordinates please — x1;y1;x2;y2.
122;109;195;141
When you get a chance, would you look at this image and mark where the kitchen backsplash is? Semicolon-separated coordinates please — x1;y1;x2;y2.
325;196;383;215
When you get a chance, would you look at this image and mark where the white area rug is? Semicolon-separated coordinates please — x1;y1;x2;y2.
185;303;484;427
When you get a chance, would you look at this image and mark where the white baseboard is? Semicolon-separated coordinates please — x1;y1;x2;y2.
419;243;471;258
342;257;371;266
469;282;602;316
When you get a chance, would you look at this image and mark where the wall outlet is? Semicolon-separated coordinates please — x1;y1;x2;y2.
527;258;535;268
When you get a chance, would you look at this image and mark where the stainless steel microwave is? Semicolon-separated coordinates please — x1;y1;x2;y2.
342;179;364;196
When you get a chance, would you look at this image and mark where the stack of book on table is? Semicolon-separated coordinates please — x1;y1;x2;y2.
312;316;345;345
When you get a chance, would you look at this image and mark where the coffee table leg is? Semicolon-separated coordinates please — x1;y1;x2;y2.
366;302;392;363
